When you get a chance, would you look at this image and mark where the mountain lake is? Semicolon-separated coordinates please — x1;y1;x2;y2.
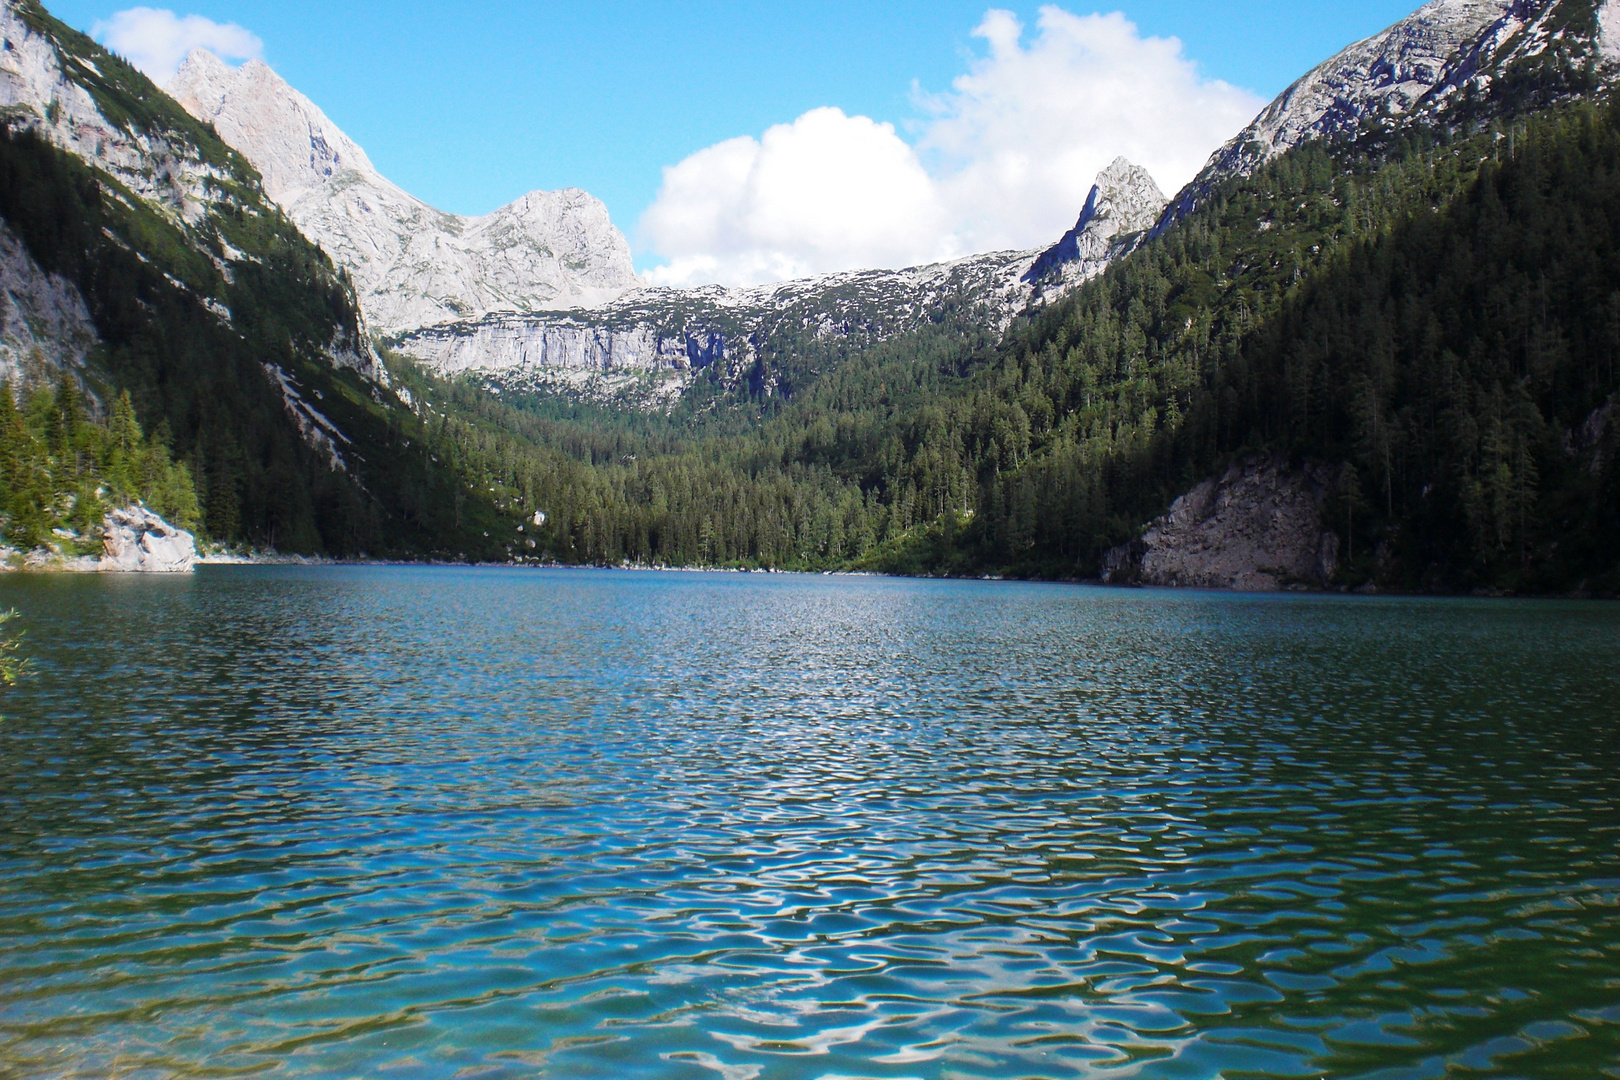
0;566;1616;1079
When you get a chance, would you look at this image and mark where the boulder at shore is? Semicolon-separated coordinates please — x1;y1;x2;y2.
99;506;197;573
1102;456;1340;591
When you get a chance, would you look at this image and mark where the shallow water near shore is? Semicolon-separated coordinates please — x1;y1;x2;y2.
0;566;1617;1079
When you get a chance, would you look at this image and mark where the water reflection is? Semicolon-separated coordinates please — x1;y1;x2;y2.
0;568;1616;1078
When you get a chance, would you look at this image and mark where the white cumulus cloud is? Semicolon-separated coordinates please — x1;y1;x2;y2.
641;6;1265;288
642;108;955;289
922;7;1264;254
91;7;263;83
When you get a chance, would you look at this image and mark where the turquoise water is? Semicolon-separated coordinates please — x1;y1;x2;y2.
0;567;1617;1079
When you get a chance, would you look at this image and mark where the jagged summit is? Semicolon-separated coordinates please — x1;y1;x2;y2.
168;49;640;335
1171;0;1620;221
170;48;377;206
1214;0;1512;175
1026;158;1166;285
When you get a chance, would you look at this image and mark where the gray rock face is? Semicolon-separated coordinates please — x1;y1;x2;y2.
168;49;641;335
1167;0;1620;223
1026;158;1167;289
99;506;197;573
1211;0;1512;176
1102;457;1341;591
400;158;1164;396
0;219;99;389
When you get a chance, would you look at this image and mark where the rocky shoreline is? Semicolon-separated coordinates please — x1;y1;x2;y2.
4;505;197;574
1102;456;1342;592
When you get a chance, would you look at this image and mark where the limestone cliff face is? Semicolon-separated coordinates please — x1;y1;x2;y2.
168;49;640;335
397;248;1043;390
0;219;98;389
1102;457;1341;591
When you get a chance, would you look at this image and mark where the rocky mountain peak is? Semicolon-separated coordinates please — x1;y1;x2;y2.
1025;157;1167;285
170;48;376;206
166;50;639;334
1168;0;1620;223
1078;157;1169;237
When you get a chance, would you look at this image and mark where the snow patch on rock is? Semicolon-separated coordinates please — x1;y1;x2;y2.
264;362;349;471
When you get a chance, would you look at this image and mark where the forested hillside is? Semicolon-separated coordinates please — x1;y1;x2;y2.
5;0;1616;592
403;101;1620;593
0;378;198;554
0;1;515;558
926;104;1620;592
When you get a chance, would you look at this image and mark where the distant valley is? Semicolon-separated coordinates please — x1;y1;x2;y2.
0;0;1617;596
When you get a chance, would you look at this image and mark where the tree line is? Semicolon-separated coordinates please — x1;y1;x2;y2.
401;102;1620;592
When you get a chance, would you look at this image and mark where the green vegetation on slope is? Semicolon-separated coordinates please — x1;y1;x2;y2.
0;0;523;558
405;102;1620;592
930;103;1620;592
0;378;197;554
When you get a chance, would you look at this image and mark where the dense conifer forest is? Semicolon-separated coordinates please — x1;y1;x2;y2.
389;103;1620;593
1;0;1616;594
0;378;197;553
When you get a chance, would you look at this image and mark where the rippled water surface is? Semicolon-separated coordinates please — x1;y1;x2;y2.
1;568;1618;1079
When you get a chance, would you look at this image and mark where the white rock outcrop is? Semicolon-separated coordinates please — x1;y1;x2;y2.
100;506;196;573
1102;457;1341;592
167;49;640;335
1026;158;1167;291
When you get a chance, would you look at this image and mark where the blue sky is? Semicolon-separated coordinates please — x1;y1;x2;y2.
48;1;1422;282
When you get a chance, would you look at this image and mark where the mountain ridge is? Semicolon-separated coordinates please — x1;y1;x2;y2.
164;48;1173;400
394;161;1170;408
168;48;640;336
1162;0;1620;225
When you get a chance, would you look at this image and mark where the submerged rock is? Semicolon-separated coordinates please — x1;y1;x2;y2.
99;507;197;573
1103;456;1341;592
